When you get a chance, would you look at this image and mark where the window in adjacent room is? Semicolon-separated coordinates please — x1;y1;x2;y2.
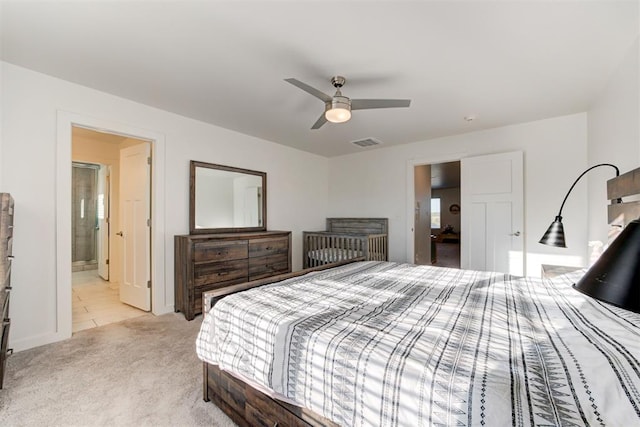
431;198;441;228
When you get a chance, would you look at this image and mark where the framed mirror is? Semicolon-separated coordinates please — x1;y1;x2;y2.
189;161;266;234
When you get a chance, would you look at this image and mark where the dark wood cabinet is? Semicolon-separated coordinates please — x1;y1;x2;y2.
0;193;14;389
174;230;291;320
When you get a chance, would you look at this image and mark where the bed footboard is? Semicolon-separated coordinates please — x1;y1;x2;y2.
204;362;338;427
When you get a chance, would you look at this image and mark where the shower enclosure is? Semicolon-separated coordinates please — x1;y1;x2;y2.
72;162;99;271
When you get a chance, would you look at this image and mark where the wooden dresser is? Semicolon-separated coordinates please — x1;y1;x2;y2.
0;193;14;389
174;230;291;320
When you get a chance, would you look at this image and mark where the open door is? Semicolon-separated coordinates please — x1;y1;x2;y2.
119;143;151;311
461;151;524;275
414;164;432;264
97;165;110;280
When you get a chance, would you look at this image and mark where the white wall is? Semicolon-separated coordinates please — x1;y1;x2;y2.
328;113;589;277
587;37;640;246
1;61;328;351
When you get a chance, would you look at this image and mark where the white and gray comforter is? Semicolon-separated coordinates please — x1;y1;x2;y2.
196;261;640;426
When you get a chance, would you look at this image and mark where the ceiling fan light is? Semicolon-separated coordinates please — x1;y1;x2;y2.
325;96;352;123
325;107;351;123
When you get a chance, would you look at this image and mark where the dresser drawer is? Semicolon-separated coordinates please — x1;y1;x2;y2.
0;256;10;285
249;254;289;280
0;316;10;389
1;287;8;320
194;240;248;262
194;259;248;286
249;236;289;258
245;388;306;427
4;236;12;258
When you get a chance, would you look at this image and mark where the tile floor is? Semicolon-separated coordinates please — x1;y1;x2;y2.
72;270;147;333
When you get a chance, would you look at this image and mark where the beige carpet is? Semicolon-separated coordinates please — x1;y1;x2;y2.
0;313;236;427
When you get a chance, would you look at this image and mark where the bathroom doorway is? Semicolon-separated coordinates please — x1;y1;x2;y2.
413;161;461;268
71;127;148;333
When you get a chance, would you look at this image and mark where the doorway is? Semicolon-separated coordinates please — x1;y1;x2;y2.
71;126;150;333
413;161;461;268
408;151;524;275
430;161;461;268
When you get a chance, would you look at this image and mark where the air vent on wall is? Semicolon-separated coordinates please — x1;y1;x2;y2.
351;137;383;148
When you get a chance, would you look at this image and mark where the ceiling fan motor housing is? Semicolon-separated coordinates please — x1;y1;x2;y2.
330;95;351;111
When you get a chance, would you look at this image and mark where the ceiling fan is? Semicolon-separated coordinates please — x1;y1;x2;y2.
284;76;411;129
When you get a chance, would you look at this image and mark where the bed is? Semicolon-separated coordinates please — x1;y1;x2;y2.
303;218;388;268
196;167;640;426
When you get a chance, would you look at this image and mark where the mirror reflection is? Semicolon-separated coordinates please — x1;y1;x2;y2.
190;161;266;233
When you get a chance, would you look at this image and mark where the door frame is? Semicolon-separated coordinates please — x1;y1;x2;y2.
56;111;167;341
406;153;467;265
96;164;111;281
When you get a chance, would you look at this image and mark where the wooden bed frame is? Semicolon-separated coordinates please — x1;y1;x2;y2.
302;218;388;268
607;166;640;227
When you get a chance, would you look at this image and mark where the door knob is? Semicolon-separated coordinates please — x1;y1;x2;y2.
116;231;123;237
510;231;521;237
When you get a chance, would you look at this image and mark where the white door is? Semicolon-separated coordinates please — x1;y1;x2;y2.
97;165;110;280
461;151;524;275
119;143;151;311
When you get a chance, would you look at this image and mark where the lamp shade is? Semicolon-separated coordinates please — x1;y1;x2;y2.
539;216;566;248
573;219;640;313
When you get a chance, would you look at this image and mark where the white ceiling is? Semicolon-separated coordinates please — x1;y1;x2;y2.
1;1;638;157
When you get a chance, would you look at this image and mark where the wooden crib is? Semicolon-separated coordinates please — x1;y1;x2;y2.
302;218;388;268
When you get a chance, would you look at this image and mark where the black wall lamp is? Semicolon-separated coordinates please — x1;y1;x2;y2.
539;164;620;247
540;164;640;314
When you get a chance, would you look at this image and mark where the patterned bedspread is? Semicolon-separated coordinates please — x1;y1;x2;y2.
196;261;640;426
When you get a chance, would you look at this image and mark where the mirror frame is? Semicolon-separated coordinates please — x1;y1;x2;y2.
189;160;267;234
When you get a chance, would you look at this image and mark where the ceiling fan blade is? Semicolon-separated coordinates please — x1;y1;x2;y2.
311;113;327;129
285;78;333;103
351;99;411;110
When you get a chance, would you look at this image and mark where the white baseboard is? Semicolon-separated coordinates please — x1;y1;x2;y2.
153;305;174;316
11;305;175;352
10;331;71;353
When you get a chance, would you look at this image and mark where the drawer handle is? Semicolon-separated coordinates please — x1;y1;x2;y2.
5;286;11;291
6;348;13;356
7;255;14;259
2;319;9;326
266;247;272;250
218;272;229;276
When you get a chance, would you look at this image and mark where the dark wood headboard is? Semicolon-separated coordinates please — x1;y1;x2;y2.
608;166;640;227
326;218;388;235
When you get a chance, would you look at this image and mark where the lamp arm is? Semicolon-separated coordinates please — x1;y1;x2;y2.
556;163;620;217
